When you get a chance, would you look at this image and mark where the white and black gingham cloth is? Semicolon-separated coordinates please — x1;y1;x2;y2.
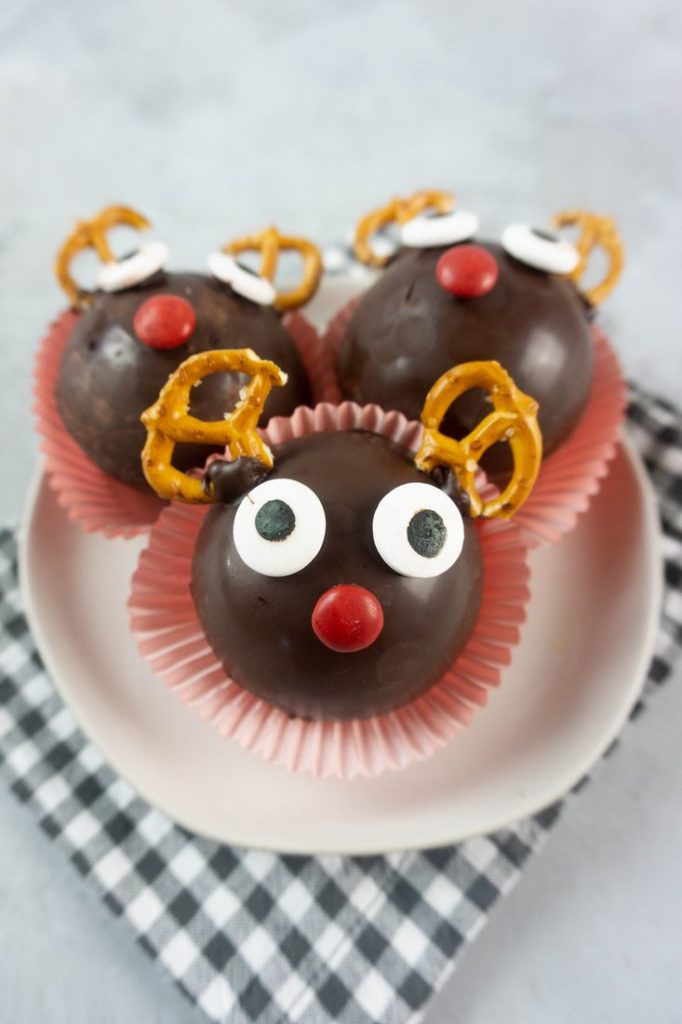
0;386;680;1024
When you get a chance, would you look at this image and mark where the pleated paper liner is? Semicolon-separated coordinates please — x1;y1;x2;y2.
129;401;531;780
323;297;626;548
33;309;335;539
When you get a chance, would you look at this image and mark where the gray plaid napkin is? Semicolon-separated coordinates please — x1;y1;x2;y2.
0;387;680;1024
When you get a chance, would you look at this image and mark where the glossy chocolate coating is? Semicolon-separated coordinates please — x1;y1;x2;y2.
192;431;483;721
56;272;311;491
338;242;594;461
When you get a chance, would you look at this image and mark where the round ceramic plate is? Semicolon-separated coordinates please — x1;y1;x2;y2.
19;434;661;854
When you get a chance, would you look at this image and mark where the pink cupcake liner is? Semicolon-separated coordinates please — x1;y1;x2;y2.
323;299;626;548
129;401;531;780
324;292;362;362
282;311;341;405
33;309;334;539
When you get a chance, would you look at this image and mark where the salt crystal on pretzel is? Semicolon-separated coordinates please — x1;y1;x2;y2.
141;348;287;503
415;360;543;518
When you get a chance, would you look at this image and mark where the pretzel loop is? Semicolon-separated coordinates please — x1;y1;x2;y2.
354;189;454;267
415;361;542;518
141;349;287;503
224;227;322;312
55;204;151;309
552;209;624;305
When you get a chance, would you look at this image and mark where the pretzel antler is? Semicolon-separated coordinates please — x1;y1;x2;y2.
353;189;454;267
415;361;542;518
55;204;151;309
223;227;322;312
141;349;287;503
552;209;624;305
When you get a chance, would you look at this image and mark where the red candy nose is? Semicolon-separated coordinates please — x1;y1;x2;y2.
436;244;498;298
312;584;384;653
133;294;196;349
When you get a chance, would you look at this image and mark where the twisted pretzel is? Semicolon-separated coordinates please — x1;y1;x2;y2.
223;227;322;312
552;209;624;305
415;361;542;519
55;204;151;309
141;349;287;503
354;189;454;267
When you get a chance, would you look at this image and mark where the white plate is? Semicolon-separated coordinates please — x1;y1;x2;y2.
19;436;661;854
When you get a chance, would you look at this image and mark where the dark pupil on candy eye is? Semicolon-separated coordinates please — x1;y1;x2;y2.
255;499;295;542
407;509;446;558
236;259;260;278
531;227;559;244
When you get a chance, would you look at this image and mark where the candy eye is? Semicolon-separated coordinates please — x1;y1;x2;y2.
400;209;479;249
233;478;326;577
372;482;464;579
96;241;168;292
207;251;276;306
501;224;579;274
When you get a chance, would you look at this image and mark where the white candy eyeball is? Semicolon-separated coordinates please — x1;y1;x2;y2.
372;482;464;579
400;209;479;249
233;478;326;577
207;251;276;306
501;223;579;274
97;241;169;292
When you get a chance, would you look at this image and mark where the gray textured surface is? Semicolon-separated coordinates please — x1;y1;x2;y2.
1;0;681;1021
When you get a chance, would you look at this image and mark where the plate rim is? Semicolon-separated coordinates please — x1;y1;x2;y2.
18;436;664;854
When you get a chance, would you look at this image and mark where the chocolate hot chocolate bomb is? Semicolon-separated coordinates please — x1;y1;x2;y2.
53;208;321;492
339;241;591;459
57;272;311;490
142;342;542;723
192;432;483;721
339;199;623;467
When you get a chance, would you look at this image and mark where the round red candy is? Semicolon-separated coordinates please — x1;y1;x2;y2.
436;244;499;298
311;584;384;653
133;294;196;350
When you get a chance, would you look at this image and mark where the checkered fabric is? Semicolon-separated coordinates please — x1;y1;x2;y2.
0;386;680;1024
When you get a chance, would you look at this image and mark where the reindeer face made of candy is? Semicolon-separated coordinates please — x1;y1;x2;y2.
140;349;542;720
53;205;322;491
338;190;624;469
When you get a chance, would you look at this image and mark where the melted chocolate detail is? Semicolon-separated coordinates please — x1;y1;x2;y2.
191;431;483;721
56;271;311;491
429;466;472;516
203;457;270;503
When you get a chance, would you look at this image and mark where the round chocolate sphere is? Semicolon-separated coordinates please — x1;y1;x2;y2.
191;430;483;721
338;241;594;461
56;272;311;491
